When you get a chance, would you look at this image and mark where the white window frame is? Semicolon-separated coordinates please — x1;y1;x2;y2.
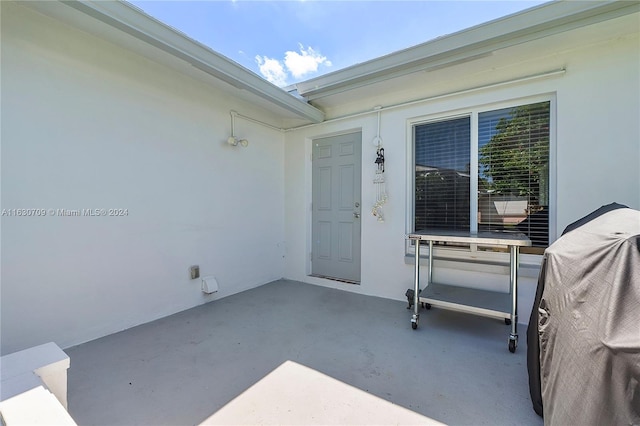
405;94;557;269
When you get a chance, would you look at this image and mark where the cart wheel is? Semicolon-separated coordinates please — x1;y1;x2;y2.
411;321;418;330
508;339;516;353
504;318;511;325
425;303;432;310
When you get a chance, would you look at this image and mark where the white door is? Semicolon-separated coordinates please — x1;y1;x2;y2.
311;132;362;282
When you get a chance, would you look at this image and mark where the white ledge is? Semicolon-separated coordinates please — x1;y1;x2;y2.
1;342;71;409
0;386;76;425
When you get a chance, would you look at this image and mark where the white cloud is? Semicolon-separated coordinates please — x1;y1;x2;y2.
284;44;331;78
255;44;332;86
255;55;288;87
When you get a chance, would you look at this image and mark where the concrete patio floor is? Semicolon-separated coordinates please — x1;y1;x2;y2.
66;279;543;425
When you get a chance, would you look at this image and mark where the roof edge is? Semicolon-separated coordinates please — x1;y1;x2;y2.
295;0;640;100
26;0;325;123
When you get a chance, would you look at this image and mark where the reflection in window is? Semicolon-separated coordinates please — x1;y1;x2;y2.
478;102;550;248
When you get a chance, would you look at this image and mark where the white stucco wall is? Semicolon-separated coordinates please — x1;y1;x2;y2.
2;3;638;353
1;3;286;354
283;20;640;323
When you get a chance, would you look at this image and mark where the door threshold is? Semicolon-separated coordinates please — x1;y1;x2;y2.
309;274;360;285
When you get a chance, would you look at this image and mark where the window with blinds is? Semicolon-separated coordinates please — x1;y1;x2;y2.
414;116;470;232
478;101;550;250
413;100;550;252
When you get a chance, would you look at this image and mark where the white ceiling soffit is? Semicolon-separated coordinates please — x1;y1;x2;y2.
296;0;640;101
24;0;325;124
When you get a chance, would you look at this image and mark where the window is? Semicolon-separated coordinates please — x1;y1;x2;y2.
414;117;470;232
413;100;551;253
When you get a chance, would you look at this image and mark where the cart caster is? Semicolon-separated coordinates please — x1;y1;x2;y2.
508;339;517;353
411;322;418;330
505;318;511;325
425;303;432;310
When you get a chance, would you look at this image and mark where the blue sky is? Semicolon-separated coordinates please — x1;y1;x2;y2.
129;1;548;87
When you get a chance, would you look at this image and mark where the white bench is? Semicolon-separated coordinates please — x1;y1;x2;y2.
0;342;75;425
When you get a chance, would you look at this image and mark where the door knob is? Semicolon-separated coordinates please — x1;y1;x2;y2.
353;212;360;218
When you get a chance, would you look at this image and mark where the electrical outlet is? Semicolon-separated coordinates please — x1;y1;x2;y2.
190;265;200;280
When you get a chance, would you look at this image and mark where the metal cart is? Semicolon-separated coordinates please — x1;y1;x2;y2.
407;230;531;353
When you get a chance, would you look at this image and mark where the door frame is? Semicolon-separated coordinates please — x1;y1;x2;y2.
305;129;363;282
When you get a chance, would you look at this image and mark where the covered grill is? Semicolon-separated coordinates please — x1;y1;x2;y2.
527;204;640;424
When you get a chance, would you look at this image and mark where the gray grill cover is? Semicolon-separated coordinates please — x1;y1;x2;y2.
538;208;640;424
